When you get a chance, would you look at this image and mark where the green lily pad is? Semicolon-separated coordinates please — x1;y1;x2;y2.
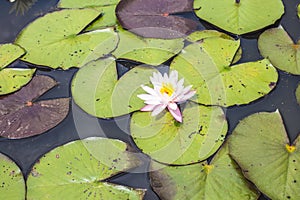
258;26;300;75
58;0;119;31
72;57;158;118
298;4;300;18
296;83;300;105
15;9;118;69
170;36;278;106
0;153;25;200
27;137;145;200
194;0;284;35
0;68;35;95
0;43;25;69
112;27;184;66
150;142;259;200
229;111;300;200
130;102;228;165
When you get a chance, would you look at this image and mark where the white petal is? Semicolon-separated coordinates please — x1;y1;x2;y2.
145;99;162;105
167;105;182;122
151;104;167;116
137;94;158;101
177;90;196;102
168;102;178;110
169;70;178;82
141;85;157;96
141;104;156;111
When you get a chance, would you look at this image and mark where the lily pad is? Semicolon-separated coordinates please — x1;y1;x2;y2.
27;137;145;200
194;0;284;35
130;102;228;165
72;57;157;118
116;0;198;39
0;153;25;200
258;26;300;75
170;36;278;106
0;43;25;69
229;111;300;200
0;68;36;95
0;75;69;139
58;0;119;31
298;4;300;19
150;143;259;200
15;9;118;69
112;27;184;65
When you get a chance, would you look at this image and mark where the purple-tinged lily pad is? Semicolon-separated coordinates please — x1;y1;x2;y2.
0;75;69;139
116;0;198;39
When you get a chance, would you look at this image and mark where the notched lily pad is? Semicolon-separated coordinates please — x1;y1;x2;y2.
15;9;118;69
112;27;184;65
229;111;300;200
258;26;300;75
150;142;259;200
0;153;25;200
130;102;228;165
0;43;25;69
0;75;69;139
72;57;157;118
194;0;284;35
170;36;278;106
116;0;198;39
27;137;145;200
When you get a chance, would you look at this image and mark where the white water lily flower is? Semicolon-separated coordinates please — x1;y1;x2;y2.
137;70;196;122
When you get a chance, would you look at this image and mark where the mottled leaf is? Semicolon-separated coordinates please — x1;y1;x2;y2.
0;43;25;69
194;0;284;35
72;57;157;118
229;111;300;200
170;36;278;106
116;0;198;39
27;137;145;200
0;68;35;95
0;75;69;139
150;143;259;200
131;102;228;165
15;9;118;69
258;26;300;75
112;27;184;65
0;153;25;200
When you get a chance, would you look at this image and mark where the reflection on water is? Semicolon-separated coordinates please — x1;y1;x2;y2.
8;0;38;15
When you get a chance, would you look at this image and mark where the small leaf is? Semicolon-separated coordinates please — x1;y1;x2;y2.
258;26;300;75
150;142;259;200
0;153;25;200
27;137;145;200
194;0;284;35
112;27;184;65
170;35;278;106
229;111;300;200
298;4;300;19
0;75;69;139
116;0;198;39
0;43;25;69
71;57;157;118
0;68;35;95
15;9;118;69
131;102;228;165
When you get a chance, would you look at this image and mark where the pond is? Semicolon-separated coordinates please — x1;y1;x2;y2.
0;0;300;199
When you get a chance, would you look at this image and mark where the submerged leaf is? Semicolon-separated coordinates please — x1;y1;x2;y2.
170;35;278;106
296;83;300;105
112;27;184;65
0;75;69;139
72;57;157;118
258;26;300;75
150;143;259;200
27;137;145;200
194;0;284;35
0;153;25;200
0;43;25;69
229;111;300;200
15;9;118;69
131;102;228;165
116;0;198;39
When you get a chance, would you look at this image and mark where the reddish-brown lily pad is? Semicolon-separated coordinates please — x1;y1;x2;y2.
116;0;198;39
0;75;69;139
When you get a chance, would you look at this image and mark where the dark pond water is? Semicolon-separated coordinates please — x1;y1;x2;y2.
0;0;300;199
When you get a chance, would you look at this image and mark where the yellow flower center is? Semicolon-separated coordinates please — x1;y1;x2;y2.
160;83;174;96
286;144;296;153
203;164;214;174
